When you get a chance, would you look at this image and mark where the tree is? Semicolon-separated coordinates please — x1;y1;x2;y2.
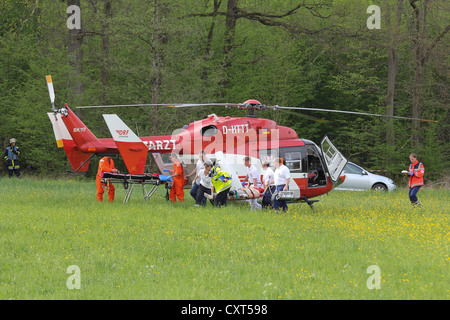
67;0;83;117
408;0;449;149
384;0;404;148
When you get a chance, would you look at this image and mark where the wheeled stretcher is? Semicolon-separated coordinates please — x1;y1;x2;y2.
101;172;173;204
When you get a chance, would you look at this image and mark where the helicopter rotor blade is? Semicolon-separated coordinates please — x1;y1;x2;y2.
76;104;177;109
169;103;245;108
75;102;248;109
271;106;438;123
279;109;328;123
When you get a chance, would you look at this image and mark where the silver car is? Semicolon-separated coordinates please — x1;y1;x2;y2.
335;162;397;192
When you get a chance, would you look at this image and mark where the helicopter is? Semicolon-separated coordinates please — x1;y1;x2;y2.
45;75;436;207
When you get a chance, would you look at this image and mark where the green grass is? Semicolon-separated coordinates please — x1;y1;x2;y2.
0;177;448;299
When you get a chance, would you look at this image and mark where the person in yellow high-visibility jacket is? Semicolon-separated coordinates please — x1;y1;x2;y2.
210;165;232;207
4;138;22;178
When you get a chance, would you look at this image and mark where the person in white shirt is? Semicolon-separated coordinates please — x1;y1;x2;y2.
192;160;213;206
186;151;209;205
272;157;291;212
243;156;262;210
261;161;275;209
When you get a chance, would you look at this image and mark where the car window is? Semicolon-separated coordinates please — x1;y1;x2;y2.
344;163;363;174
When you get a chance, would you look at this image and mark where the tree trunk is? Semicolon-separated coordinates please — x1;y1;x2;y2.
223;0;238;67
150;0;168;134
67;0;83;118
409;0;427;150
202;0;221;89
409;0;449;149
101;0;112;104
385;0;403;148
219;0;238;94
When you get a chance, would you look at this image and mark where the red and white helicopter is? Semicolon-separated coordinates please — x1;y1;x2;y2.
45;75;435;207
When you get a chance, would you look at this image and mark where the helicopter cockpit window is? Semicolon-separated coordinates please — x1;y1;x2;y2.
201;125;218;137
279;147;305;173
284;152;302;171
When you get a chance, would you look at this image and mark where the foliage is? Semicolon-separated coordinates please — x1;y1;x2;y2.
0;0;448;182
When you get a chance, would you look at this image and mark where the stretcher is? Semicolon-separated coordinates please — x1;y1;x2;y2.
230;187;295;201
101;172;173;204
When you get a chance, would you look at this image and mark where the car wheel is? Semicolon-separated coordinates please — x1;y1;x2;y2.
372;183;387;192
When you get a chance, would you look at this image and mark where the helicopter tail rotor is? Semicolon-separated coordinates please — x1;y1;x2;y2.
46;75;56;111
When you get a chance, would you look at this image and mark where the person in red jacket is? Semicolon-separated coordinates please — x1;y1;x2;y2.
407;153;425;207
168;153;185;203
97;156;118;202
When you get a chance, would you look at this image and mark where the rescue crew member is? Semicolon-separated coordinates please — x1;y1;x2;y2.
210;165;232;207
97;156;118;202
261;161;275;209
406;153;425;207
192;160;213;206
4;138;22;178
168;153;185;203
185;150;209;205
242;156;262;210
272;157;290;213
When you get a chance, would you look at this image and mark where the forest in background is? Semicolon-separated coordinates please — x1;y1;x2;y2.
0;0;448;184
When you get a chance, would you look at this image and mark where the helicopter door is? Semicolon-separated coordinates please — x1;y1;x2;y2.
320;136;348;184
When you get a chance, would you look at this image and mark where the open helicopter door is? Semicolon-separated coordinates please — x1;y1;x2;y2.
320;136;347;184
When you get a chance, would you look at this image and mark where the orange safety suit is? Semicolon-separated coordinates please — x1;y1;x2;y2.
408;160;424;188
97;156;116;202
170;159;184;203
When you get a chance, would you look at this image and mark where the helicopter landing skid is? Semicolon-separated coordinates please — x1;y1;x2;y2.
298;197;319;210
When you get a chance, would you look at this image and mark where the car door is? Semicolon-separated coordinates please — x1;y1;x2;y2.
320;136;348;184
341;163;371;191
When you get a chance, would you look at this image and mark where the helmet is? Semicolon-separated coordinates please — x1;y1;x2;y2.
9;138;17;144
209;165;220;177
204;160;213;168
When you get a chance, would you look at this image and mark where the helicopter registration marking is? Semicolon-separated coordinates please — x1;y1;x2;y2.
222;124;249;134
143;139;176;151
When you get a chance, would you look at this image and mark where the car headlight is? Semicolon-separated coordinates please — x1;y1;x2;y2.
388;179;393;184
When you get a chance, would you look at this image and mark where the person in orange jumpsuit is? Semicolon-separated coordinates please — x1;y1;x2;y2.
168;153;184;203
96;156;118;202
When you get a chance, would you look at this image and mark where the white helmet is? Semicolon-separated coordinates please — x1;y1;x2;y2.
9;138;17;144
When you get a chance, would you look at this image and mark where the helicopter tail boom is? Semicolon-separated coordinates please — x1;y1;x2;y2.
47;112;92;172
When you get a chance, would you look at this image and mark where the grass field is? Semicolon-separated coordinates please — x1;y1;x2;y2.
0;177;448;300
